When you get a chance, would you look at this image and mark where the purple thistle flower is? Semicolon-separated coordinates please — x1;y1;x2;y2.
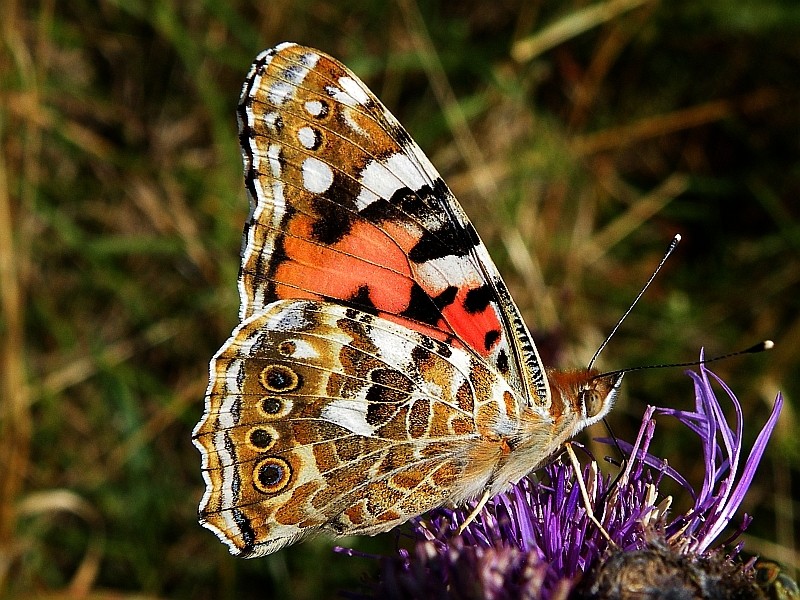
350;358;783;599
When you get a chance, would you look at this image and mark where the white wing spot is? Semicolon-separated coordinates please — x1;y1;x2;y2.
297;126;318;149
385;153;429;189
220;360;244;414
268;80;294;105
264;111;281;132
416;254;480;292
321;399;376;436
304;99;323;116
338;76;371;106
297;51;320;71
369;326;417;368
270;303;312;331
267;144;282;178
302;157;334;193
282;339;318;359
325;84;358;108
262;51;319;106
355;153;430;210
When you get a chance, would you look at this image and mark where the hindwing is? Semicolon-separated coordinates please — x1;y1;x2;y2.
194;300;518;557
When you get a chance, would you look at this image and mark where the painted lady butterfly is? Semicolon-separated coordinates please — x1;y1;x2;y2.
192;42;622;557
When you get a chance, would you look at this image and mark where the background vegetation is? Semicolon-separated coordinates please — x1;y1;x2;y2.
1;0;798;598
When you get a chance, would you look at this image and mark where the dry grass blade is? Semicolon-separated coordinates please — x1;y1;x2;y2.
573;90;781;156
579;173;689;263
17;490;105;596
0;67;31;596
512;0;653;63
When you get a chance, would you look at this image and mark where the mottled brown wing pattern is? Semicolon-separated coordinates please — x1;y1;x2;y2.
193;300;519;557
194;43;625;558
236;42;549;405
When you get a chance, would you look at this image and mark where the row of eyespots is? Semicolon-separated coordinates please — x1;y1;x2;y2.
251;363;301;494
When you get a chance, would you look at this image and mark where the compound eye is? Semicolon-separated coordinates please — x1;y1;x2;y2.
584;390;604;418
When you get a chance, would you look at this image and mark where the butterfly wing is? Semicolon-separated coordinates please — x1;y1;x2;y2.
236;42;549;406
194;43;626;556
193;300;517;557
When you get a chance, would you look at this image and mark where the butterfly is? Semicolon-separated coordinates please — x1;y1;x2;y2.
192;42;622;557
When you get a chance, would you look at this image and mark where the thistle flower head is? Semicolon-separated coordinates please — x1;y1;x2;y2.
351;359;783;599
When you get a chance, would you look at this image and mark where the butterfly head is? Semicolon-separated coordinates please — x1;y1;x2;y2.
580;371;623;425
547;369;623;429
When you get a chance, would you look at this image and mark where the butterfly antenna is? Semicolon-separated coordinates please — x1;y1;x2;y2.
587;234;682;370
595;339;773;502
596;340;774;380
601;417;625;460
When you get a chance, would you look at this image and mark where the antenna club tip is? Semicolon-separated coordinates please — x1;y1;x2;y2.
673;233;682;242
745;340;774;353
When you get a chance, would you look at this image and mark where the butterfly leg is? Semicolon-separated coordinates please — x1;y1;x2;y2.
457;488;492;534
564;443;615;545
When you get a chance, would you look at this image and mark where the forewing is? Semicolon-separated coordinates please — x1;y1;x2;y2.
236;42;549;405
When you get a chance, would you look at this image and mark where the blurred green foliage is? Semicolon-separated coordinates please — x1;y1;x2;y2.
1;1;798;598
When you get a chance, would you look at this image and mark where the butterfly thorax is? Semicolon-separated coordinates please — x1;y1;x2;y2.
464;368;621;499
